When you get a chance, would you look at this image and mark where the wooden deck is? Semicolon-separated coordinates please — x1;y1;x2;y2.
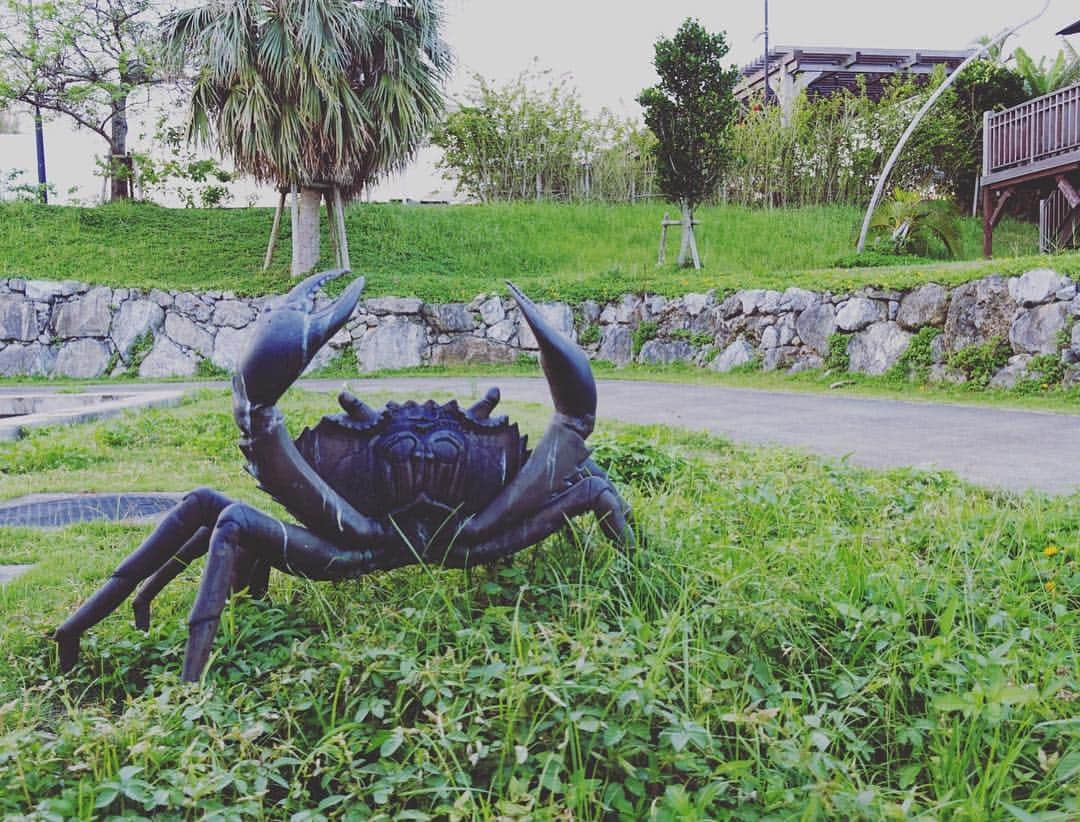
981;84;1080;255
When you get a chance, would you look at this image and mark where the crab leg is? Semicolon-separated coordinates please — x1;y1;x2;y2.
182;503;403;682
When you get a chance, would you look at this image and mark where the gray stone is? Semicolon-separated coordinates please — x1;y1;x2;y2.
887;301;899;321
139;337;198;378
637;339;694;365
487;318;516;344
779;287;818;313
847;322;912;375
1056;283;1077;302
597;325;633;365
646;295;668;316
479;296;505;326
614;294;643;323
355;316;427;371
719;293;743;319
761;315;796;350
111;299;164;359
54;338;112;378
738;289;781;316
709;337;755;372
795;302;837;356
1008;269;1069;307
682;292;712;316
213;299;255;329
431;335;517;365
211;324;258;372
931;334;947;364
1064;366;1080;387
928;364;966;385
24;280;64;301
789;355;824;373
897;283;949;330
989;354;1033;390
516;302;575;349
365;296;423;315
580;300;601;324
943;276;1017;352
1009;302;1069;355
763;346;798;371
424;303;475;333
165;313;215;358
59;280;84;296
0;342;54;376
173;291;213;322
836;298;883;332
0;295;40;341
51;286;112;339
149;289;173;308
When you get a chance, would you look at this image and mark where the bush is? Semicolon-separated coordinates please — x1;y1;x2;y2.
947;337;1012;387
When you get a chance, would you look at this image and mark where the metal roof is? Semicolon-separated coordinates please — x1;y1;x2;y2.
1058;20;1080;35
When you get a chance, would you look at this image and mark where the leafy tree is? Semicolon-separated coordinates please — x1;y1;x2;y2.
637;19;739;268
0;0;162;201
162;0;449;276
433;67;655;203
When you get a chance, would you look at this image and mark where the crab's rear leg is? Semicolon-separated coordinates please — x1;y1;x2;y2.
182;503;397;682
54;487;233;673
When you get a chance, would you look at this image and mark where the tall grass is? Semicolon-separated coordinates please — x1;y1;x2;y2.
0;201;1041;302
0;392;1076;817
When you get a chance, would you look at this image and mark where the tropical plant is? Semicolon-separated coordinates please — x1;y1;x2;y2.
869;188;961;258
161;0;450;275
1011;43;1080;97
638;18;739;268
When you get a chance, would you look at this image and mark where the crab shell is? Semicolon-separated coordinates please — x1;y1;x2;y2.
292;399;529;550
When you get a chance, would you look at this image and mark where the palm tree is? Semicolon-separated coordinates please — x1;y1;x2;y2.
1011;43;1080;97
162;0;450;275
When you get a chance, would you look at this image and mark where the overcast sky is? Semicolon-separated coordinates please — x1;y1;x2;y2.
0;0;1071;204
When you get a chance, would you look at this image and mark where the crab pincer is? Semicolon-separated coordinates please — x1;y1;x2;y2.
237;269;365;408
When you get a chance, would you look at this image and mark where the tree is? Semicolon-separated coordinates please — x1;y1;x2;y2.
1011;43;1080;97
0;0;162;201
162;0;450;276
637;19;738;268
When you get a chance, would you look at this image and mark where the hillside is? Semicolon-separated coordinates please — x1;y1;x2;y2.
0;200;1056;302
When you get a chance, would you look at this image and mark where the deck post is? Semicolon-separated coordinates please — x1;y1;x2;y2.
982;187;994;258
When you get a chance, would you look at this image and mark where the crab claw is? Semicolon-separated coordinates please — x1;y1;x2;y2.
507;282;596;437
238;269;365;408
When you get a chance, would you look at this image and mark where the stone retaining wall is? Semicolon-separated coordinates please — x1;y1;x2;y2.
1;269;1079;386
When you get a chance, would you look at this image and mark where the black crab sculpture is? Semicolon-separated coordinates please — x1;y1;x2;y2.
55;270;633;682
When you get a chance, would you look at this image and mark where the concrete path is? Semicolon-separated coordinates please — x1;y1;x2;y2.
2;378;1078;495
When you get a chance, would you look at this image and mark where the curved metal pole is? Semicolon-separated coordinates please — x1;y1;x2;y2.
856;1;1051;253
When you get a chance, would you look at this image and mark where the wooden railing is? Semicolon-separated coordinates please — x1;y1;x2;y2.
984;83;1080;177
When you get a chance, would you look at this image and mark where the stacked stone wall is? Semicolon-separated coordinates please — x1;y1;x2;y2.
1;269;1078;386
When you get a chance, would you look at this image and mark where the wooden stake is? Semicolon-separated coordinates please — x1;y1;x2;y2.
334;186;351;270
324;189;341;268
289;185;300;276
263;189;285;271
658;211;669;266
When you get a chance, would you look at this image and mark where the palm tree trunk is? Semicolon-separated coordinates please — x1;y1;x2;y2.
292;186;323;276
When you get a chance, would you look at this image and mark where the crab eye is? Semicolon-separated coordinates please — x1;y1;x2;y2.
429;432;463;464
386;434;420;460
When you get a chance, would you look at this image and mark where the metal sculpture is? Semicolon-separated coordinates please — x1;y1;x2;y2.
54;270;633;682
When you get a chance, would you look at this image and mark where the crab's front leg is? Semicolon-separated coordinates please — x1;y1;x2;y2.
183;503;403;682
234;269;387;545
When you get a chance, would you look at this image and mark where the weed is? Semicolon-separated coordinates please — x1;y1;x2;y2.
825;332;851;371
577;323;601;346
194;358;230;379
947;337;1012;388
631;321;658;356
668;328;714;347
890;326;942;382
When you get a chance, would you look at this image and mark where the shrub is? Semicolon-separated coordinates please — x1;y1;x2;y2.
890;326;942;382
825;333;851;371
947;337;1012;388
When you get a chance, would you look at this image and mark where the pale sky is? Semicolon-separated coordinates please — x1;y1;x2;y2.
0;0;1071;204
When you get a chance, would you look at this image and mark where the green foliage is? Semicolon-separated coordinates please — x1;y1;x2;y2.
947;337;1012;388
890;326;942;382
631;321;658;356
825;333;851;371
131;120;234;208
122;330;155;377
577;323;601;346
668;327;713;347
161;0;449;197
1012;44;1080;97
194;358;229;379
637;19;739;210
433;68;656;203
869;188;961;259
1014;353;1067;394
0;394;1076;817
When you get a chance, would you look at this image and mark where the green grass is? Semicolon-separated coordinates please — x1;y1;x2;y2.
0;391;1077;818
0;200;1051;303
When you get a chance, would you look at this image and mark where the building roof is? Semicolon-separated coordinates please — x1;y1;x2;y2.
735;46;974;103
1058;20;1080;35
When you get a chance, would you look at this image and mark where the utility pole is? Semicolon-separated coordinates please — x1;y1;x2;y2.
763;0;770;103
33;103;47;204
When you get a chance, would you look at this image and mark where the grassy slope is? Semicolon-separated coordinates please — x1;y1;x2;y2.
0;391;1076;817
0;200;1057;302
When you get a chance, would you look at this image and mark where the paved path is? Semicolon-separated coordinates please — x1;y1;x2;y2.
3;378;1078;496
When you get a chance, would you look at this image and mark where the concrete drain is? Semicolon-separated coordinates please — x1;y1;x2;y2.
0;492;183;529
0;564;33;583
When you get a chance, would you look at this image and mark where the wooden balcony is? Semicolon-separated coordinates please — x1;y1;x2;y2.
981;83;1080;255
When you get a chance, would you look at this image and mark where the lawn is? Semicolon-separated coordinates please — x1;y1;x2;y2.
0;200;1054;303
0;390;1076;817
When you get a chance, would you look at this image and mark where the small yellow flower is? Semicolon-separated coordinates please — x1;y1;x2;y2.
1044;545;1060;557
1045;580;1056;592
